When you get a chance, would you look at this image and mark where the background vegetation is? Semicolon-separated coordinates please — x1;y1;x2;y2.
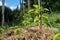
0;0;60;33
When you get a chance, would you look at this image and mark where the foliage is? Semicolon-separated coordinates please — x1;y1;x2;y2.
28;5;49;13
22;4;49;26
53;33;60;40
0;29;3;35
24;0;60;11
12;8;23;26
14;28;23;34
47;12;60;28
22;14;31;26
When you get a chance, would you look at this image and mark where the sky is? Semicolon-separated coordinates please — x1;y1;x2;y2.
0;0;21;10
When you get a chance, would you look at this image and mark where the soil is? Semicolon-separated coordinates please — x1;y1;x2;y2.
0;26;53;40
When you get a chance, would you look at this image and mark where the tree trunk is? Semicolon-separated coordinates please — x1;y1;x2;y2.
38;0;42;27
22;0;24;13
28;0;30;10
20;0;22;12
20;0;24;13
2;0;5;26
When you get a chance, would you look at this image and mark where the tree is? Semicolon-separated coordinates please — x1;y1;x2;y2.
0;6;12;25
28;0;30;10
20;0;24;13
2;0;5;26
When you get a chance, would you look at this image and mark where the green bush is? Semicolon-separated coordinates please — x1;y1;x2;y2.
53;33;60;40
14;28;23;34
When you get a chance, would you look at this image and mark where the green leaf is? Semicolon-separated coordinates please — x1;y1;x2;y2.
40;6;44;12
44;8;49;11
34;16;39;22
42;15;48;21
28;9;34;13
33;5;39;8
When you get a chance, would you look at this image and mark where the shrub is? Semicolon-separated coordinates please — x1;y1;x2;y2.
53;33;60;40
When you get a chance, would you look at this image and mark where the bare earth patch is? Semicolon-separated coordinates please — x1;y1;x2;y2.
0;26;53;40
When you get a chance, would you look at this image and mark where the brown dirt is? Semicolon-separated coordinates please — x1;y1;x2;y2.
0;26;53;40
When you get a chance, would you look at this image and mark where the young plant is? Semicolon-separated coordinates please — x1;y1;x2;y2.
22;4;49;26
28;4;49;26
